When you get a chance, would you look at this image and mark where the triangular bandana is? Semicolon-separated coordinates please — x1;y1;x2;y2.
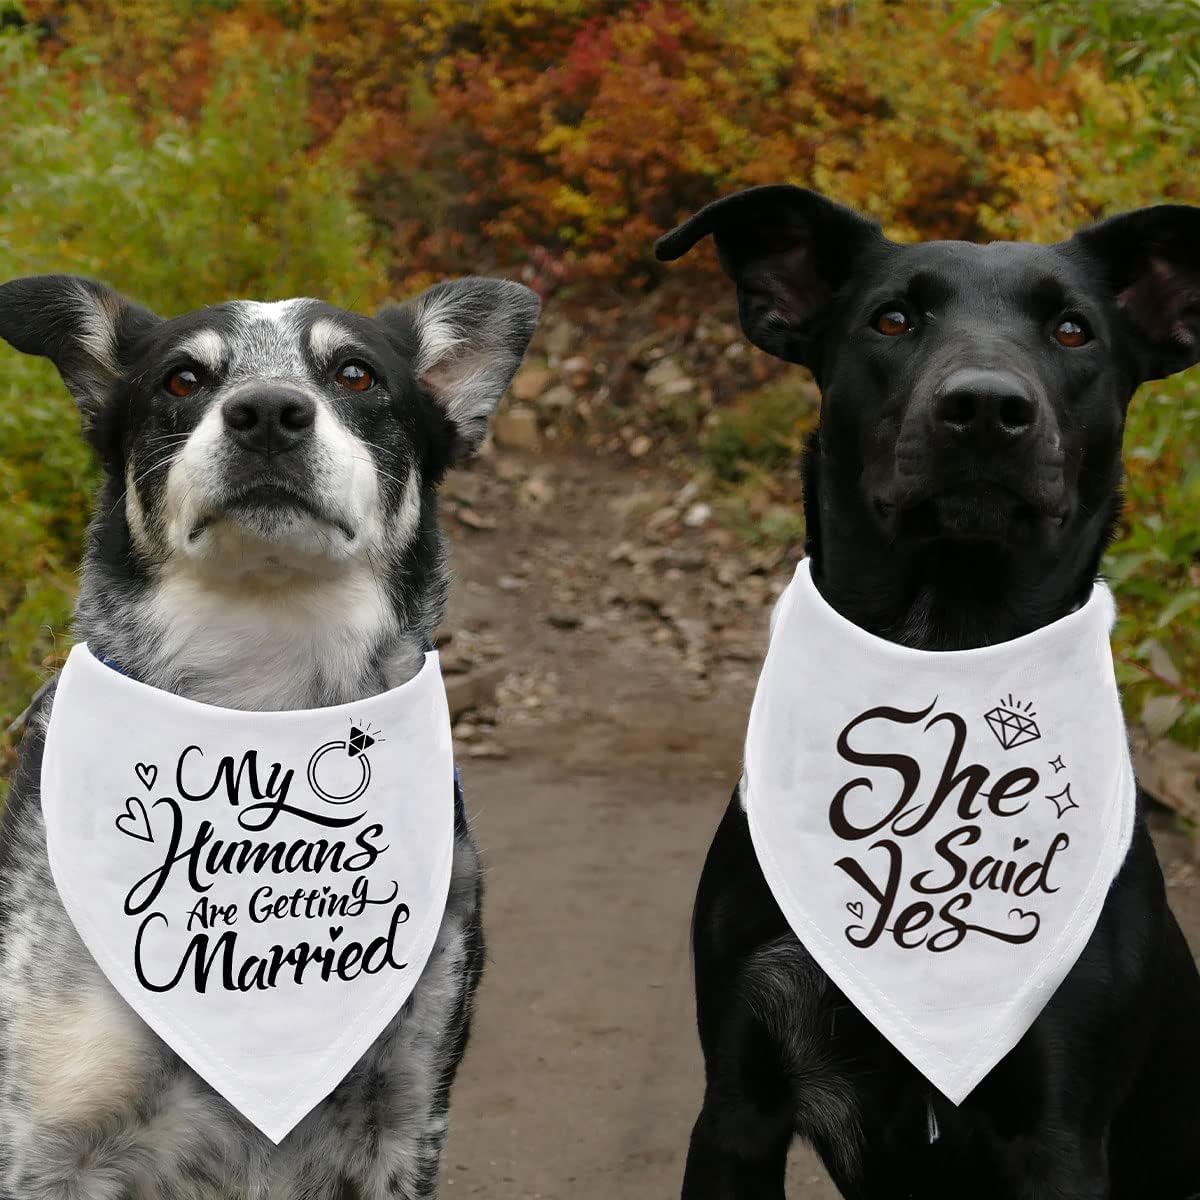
41;645;455;1143
743;560;1136;1104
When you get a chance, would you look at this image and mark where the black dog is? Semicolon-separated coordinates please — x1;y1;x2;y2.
657;187;1200;1198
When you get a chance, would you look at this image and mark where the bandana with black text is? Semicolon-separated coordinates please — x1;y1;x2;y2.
41;644;455;1142
743;559;1135;1103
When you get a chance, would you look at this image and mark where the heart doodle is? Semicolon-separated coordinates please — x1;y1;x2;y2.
845;901;864;920
1007;907;1040;930
329;926;344;941
1013;837;1030;851
135;763;158;791
116;797;153;843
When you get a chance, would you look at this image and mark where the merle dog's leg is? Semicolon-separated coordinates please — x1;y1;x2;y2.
382;1118;451;1200
377;940;483;1200
321;845;483;1200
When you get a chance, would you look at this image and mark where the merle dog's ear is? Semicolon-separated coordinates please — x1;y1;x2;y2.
379;277;541;458
0;275;160;423
1071;205;1200;382
655;185;883;368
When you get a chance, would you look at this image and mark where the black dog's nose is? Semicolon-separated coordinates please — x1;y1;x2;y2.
933;369;1038;444
222;389;316;455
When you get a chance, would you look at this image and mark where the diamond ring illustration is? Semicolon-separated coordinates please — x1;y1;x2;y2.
307;723;380;804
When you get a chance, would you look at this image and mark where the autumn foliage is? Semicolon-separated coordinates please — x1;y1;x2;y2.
1;0;1198;747
20;0;1200;290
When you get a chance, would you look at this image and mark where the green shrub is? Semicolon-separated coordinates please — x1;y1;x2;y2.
1106;371;1200;746
700;379;816;552
0;27;388;727
702;380;819;484
0;356;91;721
0;30;387;311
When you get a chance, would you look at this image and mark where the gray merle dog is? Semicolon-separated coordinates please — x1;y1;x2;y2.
0;273;539;1199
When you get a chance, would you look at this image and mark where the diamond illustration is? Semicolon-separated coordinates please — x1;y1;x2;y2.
984;696;1041;750
348;725;376;758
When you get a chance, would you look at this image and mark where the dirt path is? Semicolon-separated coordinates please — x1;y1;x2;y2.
436;445;1200;1200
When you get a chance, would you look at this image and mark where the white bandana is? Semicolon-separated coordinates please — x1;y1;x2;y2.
744;560;1135;1104
40;644;455;1143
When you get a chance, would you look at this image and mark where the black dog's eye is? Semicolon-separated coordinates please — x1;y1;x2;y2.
1054;316;1090;348
164;368;200;398
335;362;375;392
873;308;914;336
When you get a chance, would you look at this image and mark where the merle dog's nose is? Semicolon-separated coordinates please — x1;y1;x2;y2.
222;389;316;455
933;369;1038;445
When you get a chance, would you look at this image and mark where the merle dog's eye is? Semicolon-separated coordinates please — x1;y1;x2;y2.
873;308;913;336
164;368;200;397
335;362;375;392
1054;316;1090;348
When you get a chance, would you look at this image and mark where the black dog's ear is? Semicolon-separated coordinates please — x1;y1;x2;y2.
378;276;541;459
1071;205;1200;382
655;185;884;368
0;275;160;423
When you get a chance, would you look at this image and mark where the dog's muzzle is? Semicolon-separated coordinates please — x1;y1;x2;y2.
222;386;316;458
929;367;1039;451
884;367;1068;541
186;385;356;544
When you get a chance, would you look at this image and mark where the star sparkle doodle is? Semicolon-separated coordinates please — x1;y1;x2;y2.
1046;783;1078;819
